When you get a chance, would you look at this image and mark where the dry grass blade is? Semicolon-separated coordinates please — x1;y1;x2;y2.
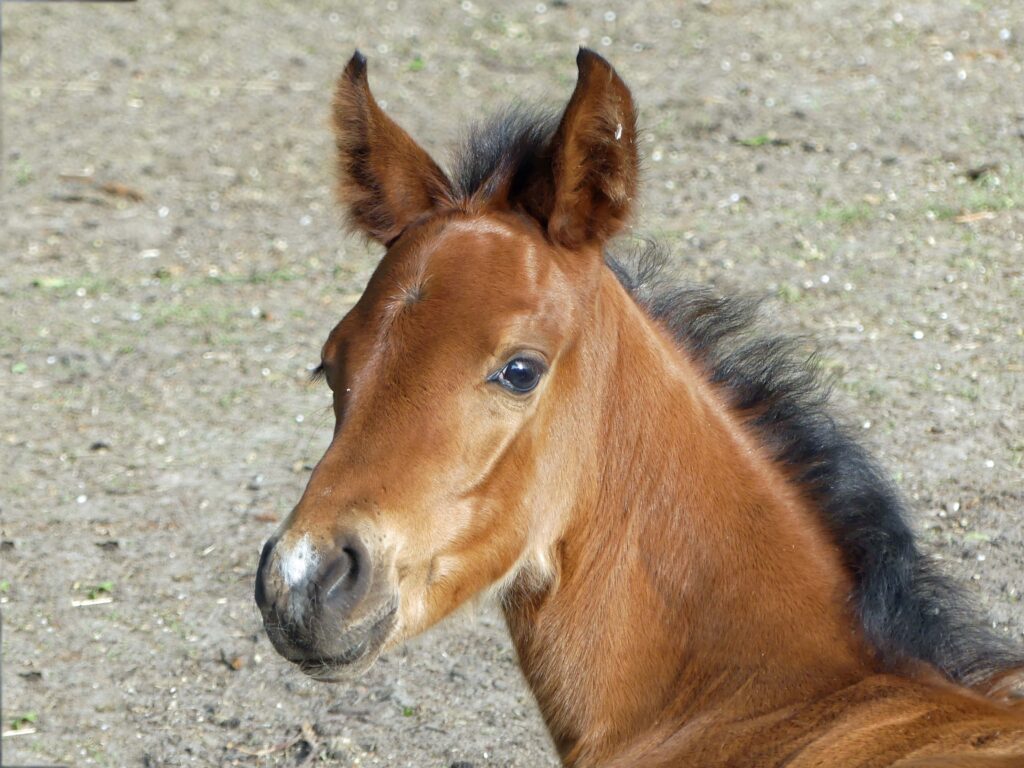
954;211;997;223
229;722;317;761
230;733;302;757
58;173;145;202
71;597;114;607
1;727;38;738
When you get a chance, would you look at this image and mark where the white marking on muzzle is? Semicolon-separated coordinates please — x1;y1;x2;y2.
280;533;318;589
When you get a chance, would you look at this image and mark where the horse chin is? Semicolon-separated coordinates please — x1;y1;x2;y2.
298;645;384;682
294;601;398;683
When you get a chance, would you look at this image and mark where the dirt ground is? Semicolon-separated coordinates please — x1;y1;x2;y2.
1;1;1021;766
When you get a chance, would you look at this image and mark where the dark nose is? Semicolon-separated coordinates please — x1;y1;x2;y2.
255;532;373;654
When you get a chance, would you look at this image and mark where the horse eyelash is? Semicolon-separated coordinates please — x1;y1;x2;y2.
309;363;326;383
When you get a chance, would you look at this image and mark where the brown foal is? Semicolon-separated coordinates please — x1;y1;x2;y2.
255;49;1024;767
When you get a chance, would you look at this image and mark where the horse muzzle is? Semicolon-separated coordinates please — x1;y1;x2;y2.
254;530;397;680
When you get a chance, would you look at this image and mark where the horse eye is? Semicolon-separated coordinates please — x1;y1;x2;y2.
492;357;546;394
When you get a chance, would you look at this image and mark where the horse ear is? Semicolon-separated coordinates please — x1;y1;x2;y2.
514;49;639;249
332;51;452;244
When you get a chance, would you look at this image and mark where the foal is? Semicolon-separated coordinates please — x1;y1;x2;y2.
256;49;1024;766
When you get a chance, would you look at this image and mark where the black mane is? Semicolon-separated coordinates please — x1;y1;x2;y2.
449;105;1022;687
609;245;1023;686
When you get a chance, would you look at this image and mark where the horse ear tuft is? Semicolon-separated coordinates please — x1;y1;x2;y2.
344;49;368;81
331;51;452;245
510;49;639;250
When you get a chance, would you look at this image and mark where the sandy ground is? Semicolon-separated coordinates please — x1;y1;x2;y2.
1;1;1022;766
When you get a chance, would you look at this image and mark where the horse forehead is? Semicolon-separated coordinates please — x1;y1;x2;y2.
327;215;553;356
420;215;545;291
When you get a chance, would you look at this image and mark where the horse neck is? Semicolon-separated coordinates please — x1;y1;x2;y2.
503;268;877;766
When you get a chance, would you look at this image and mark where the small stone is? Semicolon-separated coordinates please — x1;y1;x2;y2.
325;738;350;760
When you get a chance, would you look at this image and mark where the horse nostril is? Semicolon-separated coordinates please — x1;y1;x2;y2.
319;536;372;619
332;547;360;596
254;536;277;610
323;546;357;599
